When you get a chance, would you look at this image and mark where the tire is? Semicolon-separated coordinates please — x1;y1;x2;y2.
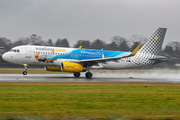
23;71;27;75
74;72;80;77
85;72;92;78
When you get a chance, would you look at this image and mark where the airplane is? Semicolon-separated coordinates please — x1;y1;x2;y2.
2;28;168;78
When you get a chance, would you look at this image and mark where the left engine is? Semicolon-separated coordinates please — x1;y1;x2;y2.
44;66;62;71
61;62;86;72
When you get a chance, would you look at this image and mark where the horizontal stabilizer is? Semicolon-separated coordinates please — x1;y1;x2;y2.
149;56;169;62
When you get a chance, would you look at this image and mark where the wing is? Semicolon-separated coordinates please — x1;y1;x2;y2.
76;44;141;66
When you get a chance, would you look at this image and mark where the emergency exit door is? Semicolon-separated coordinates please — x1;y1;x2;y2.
26;47;31;58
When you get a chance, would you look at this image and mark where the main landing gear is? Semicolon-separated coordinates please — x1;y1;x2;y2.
74;72;81;77
73;72;93;78
85;72;92;78
23;64;28;75
73;71;92;78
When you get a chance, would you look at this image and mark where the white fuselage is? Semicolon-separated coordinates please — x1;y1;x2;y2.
2;45;155;70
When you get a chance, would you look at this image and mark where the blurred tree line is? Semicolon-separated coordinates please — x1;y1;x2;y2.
1;34;180;68
0;34;148;52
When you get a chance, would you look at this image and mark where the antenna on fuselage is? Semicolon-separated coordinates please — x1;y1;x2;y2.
101;48;105;58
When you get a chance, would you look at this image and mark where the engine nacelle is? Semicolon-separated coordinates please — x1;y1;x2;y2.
61;62;86;72
44;66;62;72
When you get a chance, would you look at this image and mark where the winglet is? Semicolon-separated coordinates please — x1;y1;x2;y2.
79;46;82;49
132;44;141;55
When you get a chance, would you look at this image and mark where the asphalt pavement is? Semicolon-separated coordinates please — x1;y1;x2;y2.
0;71;180;83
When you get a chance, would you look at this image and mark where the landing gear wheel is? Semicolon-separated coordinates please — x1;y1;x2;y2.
23;71;27;75
74;72;80;77
85;72;92;78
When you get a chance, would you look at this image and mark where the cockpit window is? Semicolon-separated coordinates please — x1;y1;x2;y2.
10;49;20;53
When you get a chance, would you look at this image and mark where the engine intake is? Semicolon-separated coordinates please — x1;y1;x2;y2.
61;62;86;72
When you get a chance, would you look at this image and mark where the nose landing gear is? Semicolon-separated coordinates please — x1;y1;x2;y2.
23;71;27;75
23;64;28;75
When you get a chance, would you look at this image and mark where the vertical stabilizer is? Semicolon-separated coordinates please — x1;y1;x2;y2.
138;28;167;55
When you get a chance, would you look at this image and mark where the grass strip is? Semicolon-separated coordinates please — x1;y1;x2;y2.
0;82;180;120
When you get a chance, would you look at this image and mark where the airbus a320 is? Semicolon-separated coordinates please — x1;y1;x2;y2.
2;28;168;78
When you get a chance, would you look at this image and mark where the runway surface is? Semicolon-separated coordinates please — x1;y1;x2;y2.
1;70;180;83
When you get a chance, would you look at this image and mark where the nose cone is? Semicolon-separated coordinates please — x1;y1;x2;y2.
2;52;8;61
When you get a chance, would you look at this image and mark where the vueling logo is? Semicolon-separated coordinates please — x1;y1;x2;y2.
35;47;66;52
54;48;66;52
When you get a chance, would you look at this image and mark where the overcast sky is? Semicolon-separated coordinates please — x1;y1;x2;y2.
0;0;180;47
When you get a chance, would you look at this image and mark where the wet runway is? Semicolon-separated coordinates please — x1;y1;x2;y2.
1;71;180;83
